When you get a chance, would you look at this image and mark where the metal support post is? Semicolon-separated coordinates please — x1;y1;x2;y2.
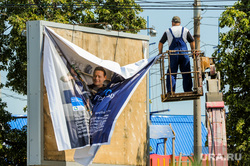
27;21;44;165
170;124;176;166
172;137;175;166
164;138;168;155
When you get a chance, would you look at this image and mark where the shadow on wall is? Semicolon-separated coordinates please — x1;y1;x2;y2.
136;126;149;166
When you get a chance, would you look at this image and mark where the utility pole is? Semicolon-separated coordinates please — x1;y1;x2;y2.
193;0;202;164
146;15;150;166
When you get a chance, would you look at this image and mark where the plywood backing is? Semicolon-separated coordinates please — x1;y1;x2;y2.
43;27;148;165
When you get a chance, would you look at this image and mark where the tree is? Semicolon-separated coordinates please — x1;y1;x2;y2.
93;0;146;31
0;0;146;96
213;0;250;165
0;98;27;165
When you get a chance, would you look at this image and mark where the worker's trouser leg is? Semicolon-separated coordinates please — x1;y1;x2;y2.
167;55;178;92
180;55;192;92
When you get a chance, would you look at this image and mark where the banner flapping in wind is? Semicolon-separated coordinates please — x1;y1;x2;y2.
43;27;159;165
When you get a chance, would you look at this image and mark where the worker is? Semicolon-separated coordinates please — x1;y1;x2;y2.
88;66;107;97
158;16;195;93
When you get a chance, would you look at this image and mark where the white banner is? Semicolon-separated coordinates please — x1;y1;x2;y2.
43;27;159;165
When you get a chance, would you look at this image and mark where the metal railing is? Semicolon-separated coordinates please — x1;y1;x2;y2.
159;50;204;102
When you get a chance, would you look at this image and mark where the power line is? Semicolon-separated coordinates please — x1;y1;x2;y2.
150;82;161;88
150;70;161;75
201;23;218;26
136;0;237;2
0;0;237;6
1;92;27;101
184;21;193;28
149;44;169;56
151;95;161;101
202;16;220;18
0;3;236;10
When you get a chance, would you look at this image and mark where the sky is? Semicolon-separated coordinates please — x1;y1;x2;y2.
0;0;237;116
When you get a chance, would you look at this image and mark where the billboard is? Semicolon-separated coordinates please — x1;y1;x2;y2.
27;20;152;166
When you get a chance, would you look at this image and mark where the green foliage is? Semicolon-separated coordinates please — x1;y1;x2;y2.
187;155;202;166
0;99;27;165
0;0;146;95
213;0;250;165
93;0;146;32
149;145;152;152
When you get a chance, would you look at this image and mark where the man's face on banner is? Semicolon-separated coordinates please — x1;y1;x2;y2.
93;70;106;88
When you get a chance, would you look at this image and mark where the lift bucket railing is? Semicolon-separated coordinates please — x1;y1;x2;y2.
159;50;204;102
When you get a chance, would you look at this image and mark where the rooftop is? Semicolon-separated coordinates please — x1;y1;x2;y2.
9;115;27;130
150;115;208;156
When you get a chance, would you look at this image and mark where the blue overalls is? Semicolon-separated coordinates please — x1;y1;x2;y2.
167;27;192;92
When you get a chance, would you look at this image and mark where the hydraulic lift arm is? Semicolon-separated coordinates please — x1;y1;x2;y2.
205;59;228;166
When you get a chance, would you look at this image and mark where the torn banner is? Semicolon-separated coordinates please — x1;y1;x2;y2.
43;27;159;165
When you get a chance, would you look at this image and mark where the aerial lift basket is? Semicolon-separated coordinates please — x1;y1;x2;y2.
160;50;205;102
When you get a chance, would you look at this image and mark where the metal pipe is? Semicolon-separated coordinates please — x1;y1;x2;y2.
167;52;173;94
165;71;199;75
161;56;167;96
